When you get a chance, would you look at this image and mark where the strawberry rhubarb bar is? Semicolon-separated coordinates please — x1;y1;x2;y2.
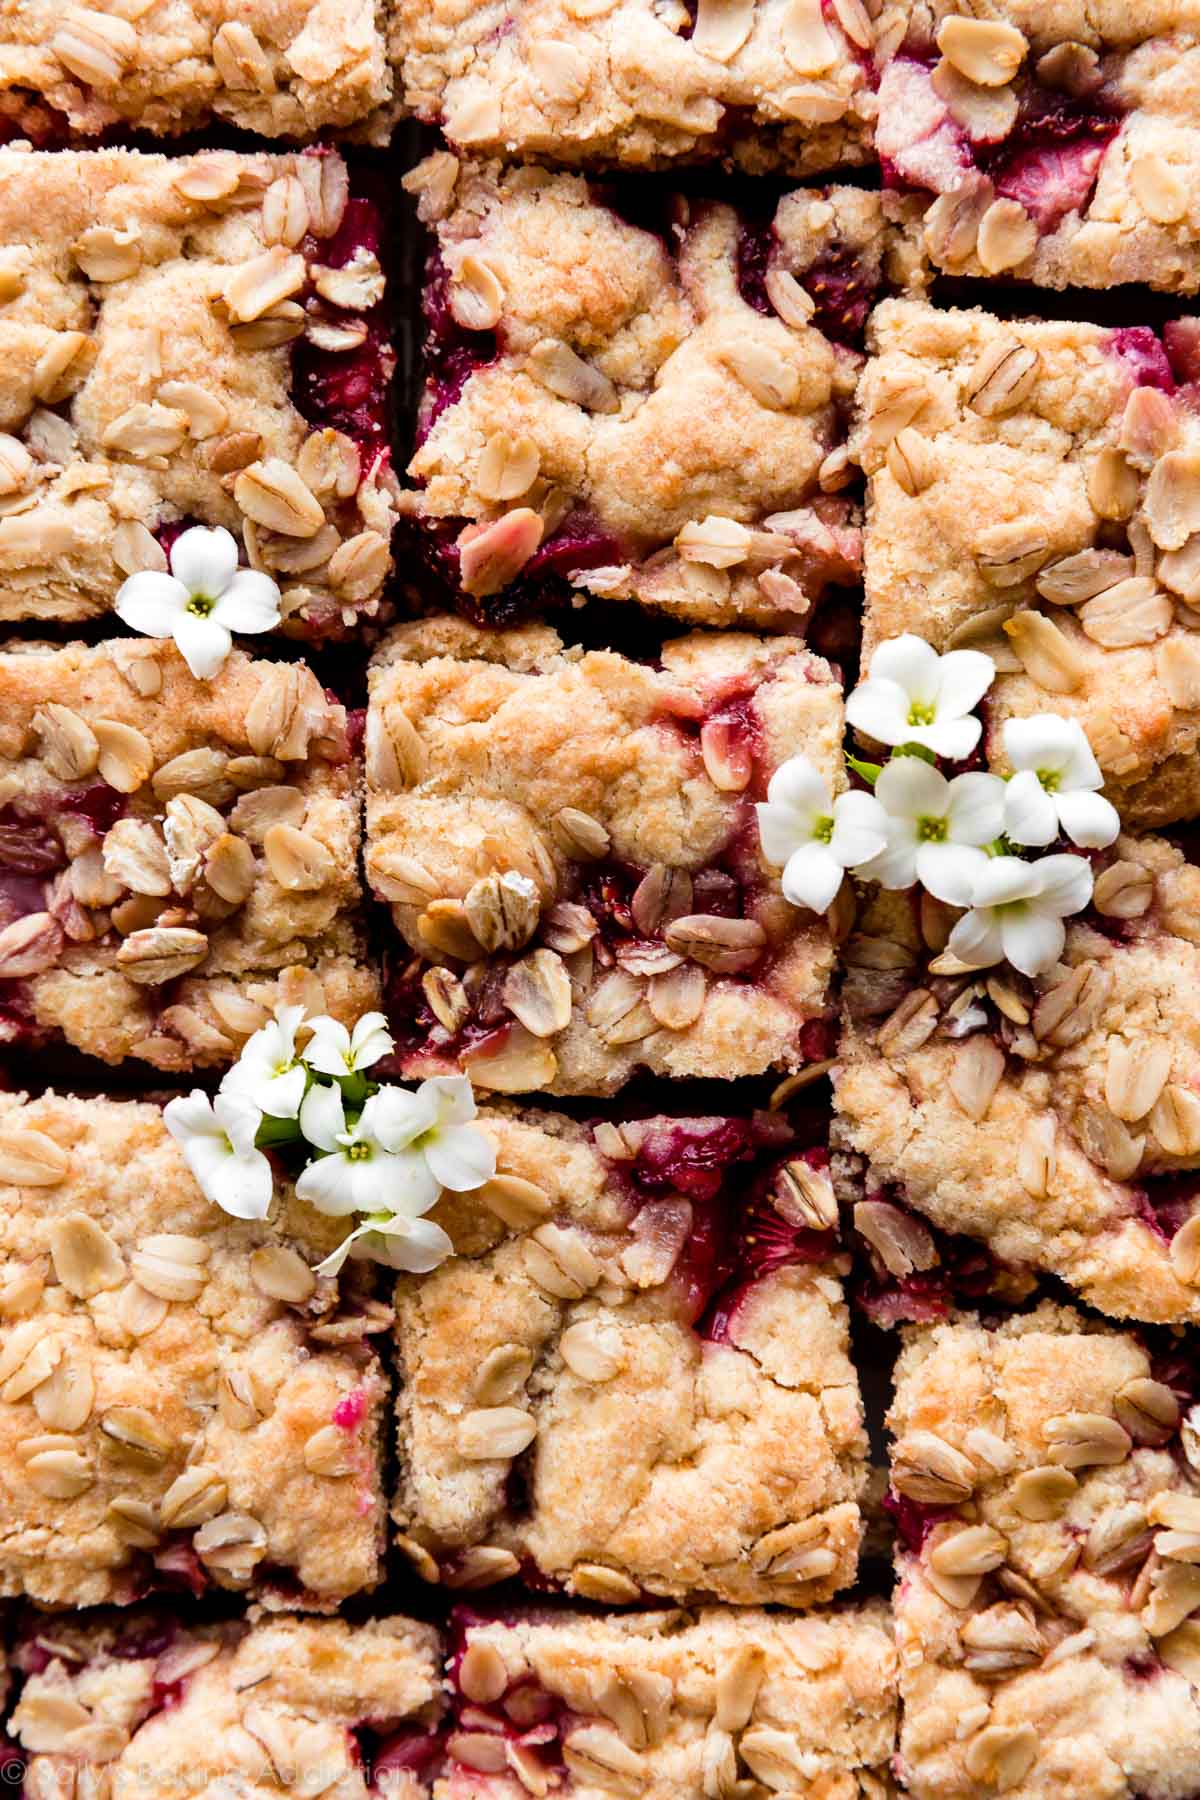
835;833;1200;1326
889;1306;1200;1800
10;1612;443;1796
0;640;376;1071
367;619;844;1095
0;1089;389;1610
879;3;1200;292
392;1105;867;1605
0;147;395;640
438;1603;897;1798
400;157;919;628
0;1;394;142
854;296;1200;828
391;0;894;175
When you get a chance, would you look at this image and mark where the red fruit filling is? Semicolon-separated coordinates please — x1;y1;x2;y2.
1165;318;1200;387
1109;325;1176;394
854;1190;1001;1327
885;1488;959;1552
1134;1175;1200;1247
293;194;394;454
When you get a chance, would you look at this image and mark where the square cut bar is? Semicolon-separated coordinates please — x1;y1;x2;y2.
0;1;393;142
0;639;377;1072
401;157;923;629
438;1604;897;1799
367;619;844;1096
878;3;1200;293
390;0;898;176
10;1612;443;1796
888;1305;1200;1800
834;833;1200;1327
0;147;396;640
0;1089;390;1611
392;1105;867;1607
854;296;1200;829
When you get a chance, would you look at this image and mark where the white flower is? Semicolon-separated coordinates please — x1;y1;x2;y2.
163;1090;273;1221
220;1004;308;1120
1001;716;1120;850
303;1011;394;1080
846;634;995;760
947;853;1094;978
114;525;281;680
295;1076;495;1217
856;760;1006;904
756;755;888;914
315;1210;453;1278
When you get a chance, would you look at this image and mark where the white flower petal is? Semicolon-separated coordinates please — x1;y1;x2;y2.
946;908;1005;970
828;789;889;868
314;1219;373;1277
944;772;1006;846
366;1085;438;1152
425;1122;496;1193
212;1092;263;1159
781;843;843;914
422;1074;478;1128
369;1148;441;1215
844;676;913;747
260;1062;308;1121
170;525;239;597
970;855;1043;909
868;633;943;703
1001;908;1065;978
874;756;950;821
1055;788;1120;851
764;754;832;817
1002;714;1089;783
907;715;982;761
917;841;987;907
349;1012;394;1068
171;608;233;681
302;1017;353;1077
356;1215;454;1274
114;570;189;638
206;1147;274;1221
213;568;282;635
164;1089;222;1147
1032;852;1094;918
855;816;920;890
1003;769;1059;848
299;1081;347;1154
295;1149;361;1217
934;648;996;719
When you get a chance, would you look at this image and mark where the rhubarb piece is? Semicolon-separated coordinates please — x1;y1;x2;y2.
440;1603;896;1797
854;297;1200;828
0;2;393;141
391;1104;867;1606
0;1088;390;1610
390;0;894;175
367;617;844;1095
10;1612;441;1795
889;1305;1200;1799
835;835;1200;1326
401;159;924;627
0;147;396;639
0;639;376;1071
879;6;1200;293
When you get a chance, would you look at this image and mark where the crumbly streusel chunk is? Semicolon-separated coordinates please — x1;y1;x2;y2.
393;1106;867;1606
834;833;1200;1325
854;297;1200;827
439;1604;897;1799
0;639;377;1071
390;0;895;175
0;147;395;637
367;619;844;1096
879;4;1200;293
401;158;924;628
889;1305;1200;1800
0;1089;389;1610
10;1612;442;1797
0;2;393;142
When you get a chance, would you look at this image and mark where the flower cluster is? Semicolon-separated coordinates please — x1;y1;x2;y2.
163;1006;494;1276
116;526;282;680
758;634;1120;979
